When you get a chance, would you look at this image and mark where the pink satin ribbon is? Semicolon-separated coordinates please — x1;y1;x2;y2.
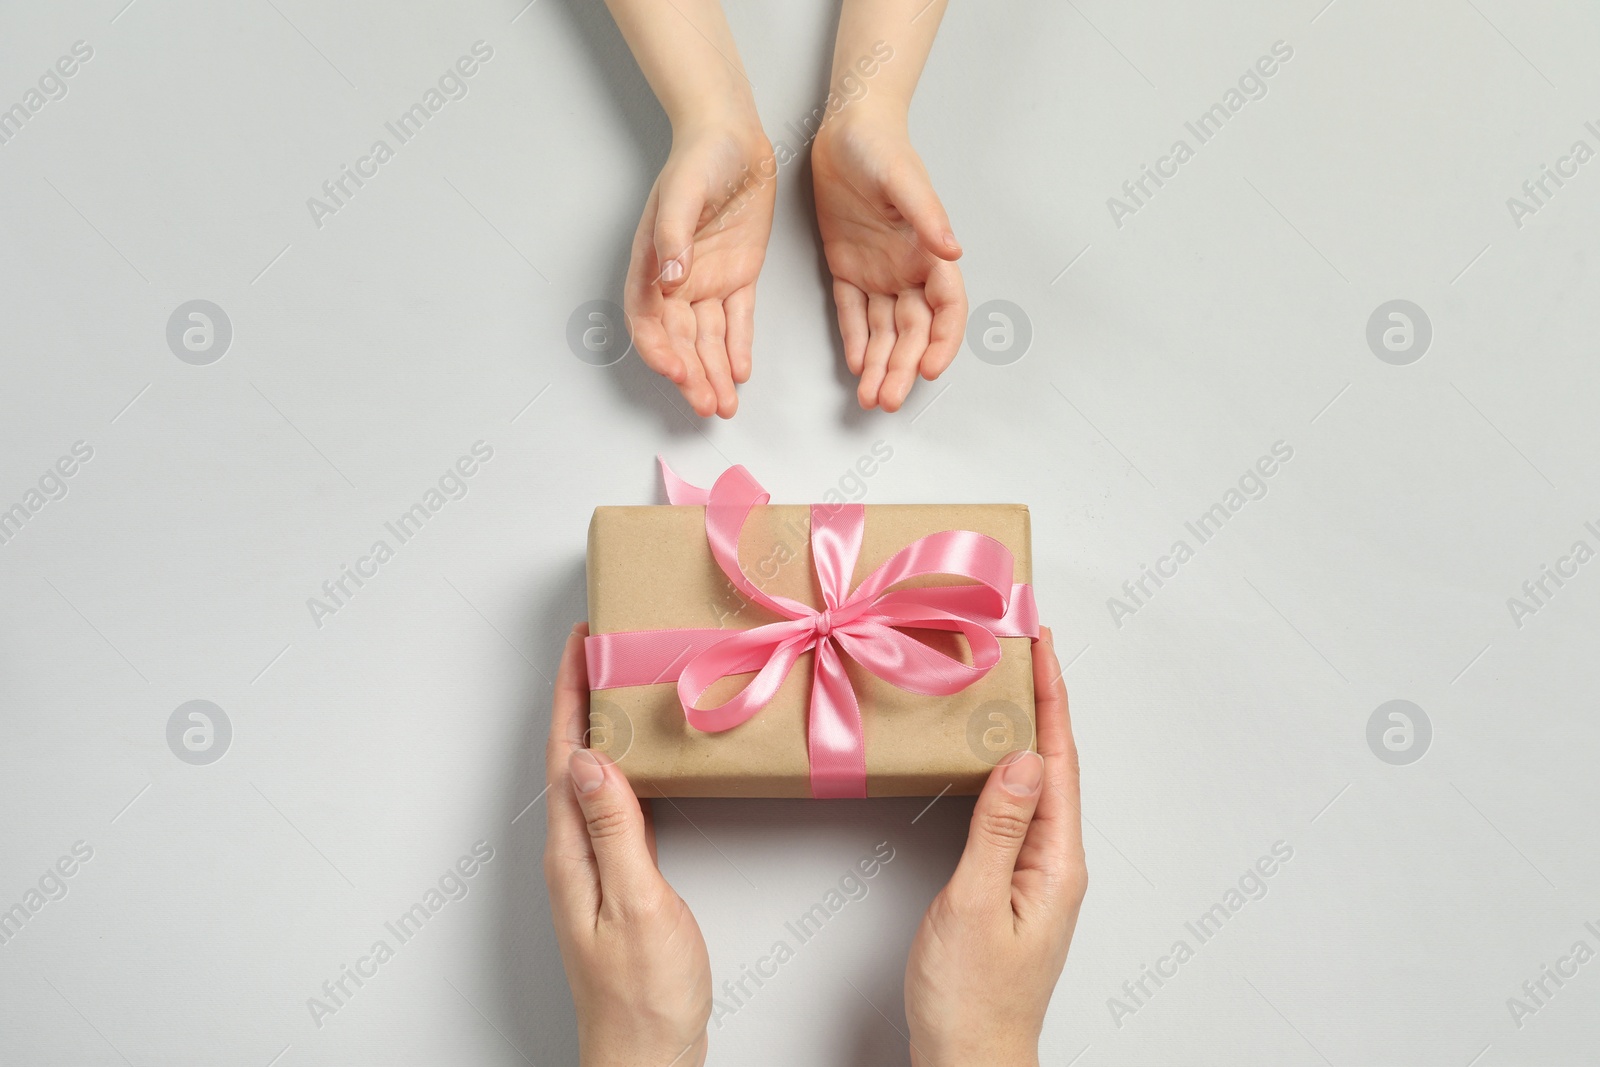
585;459;1039;798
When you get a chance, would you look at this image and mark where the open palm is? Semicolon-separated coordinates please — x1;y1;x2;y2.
624;126;776;419
813;117;965;411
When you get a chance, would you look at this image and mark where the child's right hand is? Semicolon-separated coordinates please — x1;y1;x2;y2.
623;120;776;419
812;107;966;413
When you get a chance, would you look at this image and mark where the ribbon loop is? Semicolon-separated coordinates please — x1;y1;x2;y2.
588;459;1040;798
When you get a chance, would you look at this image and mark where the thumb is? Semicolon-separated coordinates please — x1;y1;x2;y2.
885;164;961;260
653;170;705;293
948;750;1044;905
568;749;659;909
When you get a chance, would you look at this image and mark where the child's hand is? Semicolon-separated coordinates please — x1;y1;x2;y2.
545;625;714;1067
624;121;776;419
812;109;966;412
903;628;1087;1067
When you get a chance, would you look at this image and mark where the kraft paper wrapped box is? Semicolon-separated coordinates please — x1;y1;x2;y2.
584;490;1036;798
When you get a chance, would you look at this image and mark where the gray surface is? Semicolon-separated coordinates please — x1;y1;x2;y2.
2;0;1598;1064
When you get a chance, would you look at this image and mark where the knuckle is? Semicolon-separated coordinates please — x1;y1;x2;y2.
584;804;633;843
542;842;587;890
980;805;1033;845
941;882;1001;927
1062;736;1081;778
1055;860;1089;903
541;848;567;888
615;884;669;923
929;885;972;924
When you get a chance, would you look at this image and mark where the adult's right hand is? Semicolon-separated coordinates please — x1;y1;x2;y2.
902;627;1088;1067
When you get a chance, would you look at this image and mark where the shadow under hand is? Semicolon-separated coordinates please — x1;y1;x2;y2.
489;555;588;1066
540;0;716;437
659;792;972;1067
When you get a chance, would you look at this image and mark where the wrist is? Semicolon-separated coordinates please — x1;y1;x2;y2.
912;1049;1038;1067
816;93;909;141
910;1035;1039;1067
580;1031;706;1067
665;89;762;141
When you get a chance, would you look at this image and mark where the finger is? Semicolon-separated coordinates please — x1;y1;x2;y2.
654;169;704;294
631;321;686;386
693;300;738;419
667;300;716;417
885;161;961;260
879;291;932;413
1014;627;1086;914
544;625;599;913
859;294;897;409
1036;627;1084;857
833;280;870;376
725;285;756;385
921;261;966;381
948;748;1044;910
642;797;658;867
623;194;685;386
568;748;663;915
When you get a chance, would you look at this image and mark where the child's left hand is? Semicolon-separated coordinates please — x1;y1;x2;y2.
623;121;776;419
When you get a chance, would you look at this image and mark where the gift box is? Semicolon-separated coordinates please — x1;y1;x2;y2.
584;463;1038;798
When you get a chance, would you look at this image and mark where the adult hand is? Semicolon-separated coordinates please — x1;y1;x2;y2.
623;120;776;419
903;627;1087;1067
812;107;966;413
544;624;713;1066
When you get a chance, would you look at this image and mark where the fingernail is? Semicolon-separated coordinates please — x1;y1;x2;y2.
660;258;684;283
570;622;585;635
570;749;606;794
942;233;961;253
1040;625;1054;645
1000;750;1043;796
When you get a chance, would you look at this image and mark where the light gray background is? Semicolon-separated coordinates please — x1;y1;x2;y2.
2;0;1597;1064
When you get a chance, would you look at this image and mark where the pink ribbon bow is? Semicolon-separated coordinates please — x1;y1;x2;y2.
585;460;1038;798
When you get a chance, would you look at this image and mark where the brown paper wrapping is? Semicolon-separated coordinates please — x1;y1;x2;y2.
585;503;1035;797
